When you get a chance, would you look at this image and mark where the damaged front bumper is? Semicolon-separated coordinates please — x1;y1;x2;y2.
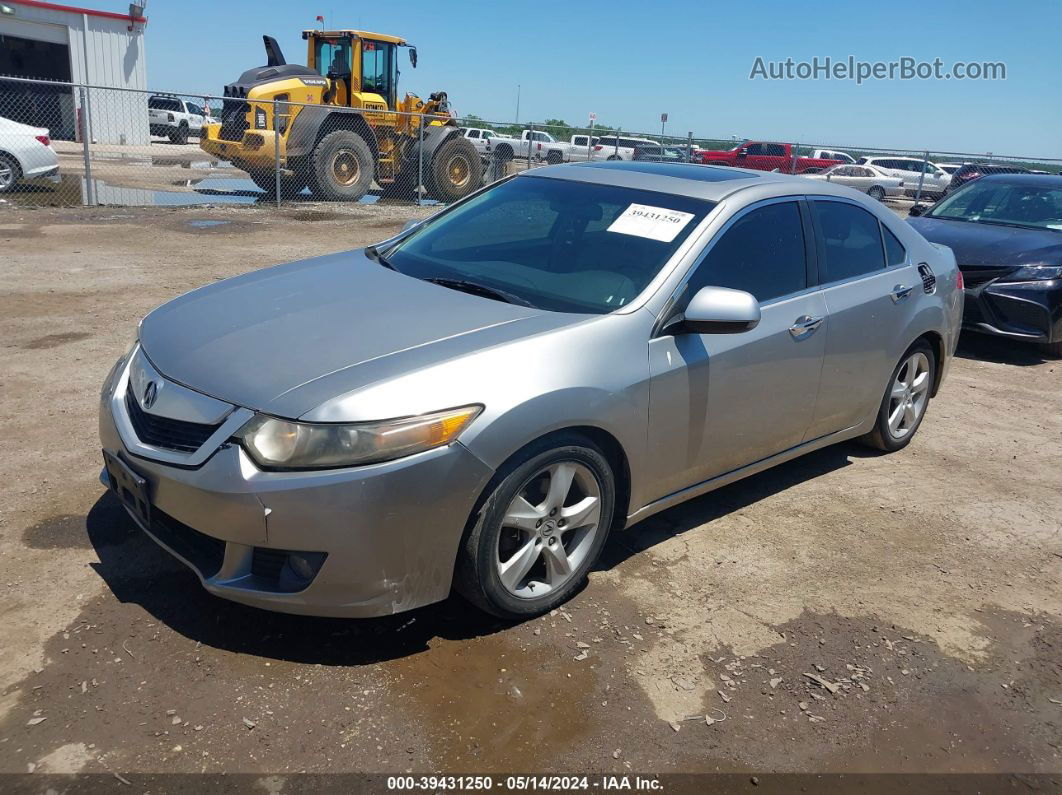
98;353;495;618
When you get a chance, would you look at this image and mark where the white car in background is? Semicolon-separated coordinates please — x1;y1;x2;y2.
807;163;904;201
858;156;951;199
809;148;856;164
592;134;660;161
936;162;963;175
0;116;59;194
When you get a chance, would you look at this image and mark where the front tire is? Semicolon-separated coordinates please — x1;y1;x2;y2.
455;437;616;619
308;129;375;202
868;185;886;201
426;135;482;203
860;340;936;452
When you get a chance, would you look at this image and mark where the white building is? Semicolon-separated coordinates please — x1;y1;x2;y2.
0;0;148;144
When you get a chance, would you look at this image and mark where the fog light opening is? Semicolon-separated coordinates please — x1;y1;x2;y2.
279;551;327;591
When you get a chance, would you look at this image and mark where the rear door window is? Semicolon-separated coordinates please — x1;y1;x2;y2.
882;224;907;266
688;201;807;303
811;200;886;282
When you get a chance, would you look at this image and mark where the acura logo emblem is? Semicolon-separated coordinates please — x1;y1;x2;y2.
142;381;158;409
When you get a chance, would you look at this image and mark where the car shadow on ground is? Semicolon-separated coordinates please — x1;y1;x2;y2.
85;441;862;666
955;332;1053;366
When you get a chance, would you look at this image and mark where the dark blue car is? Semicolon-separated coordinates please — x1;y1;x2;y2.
909;174;1062;357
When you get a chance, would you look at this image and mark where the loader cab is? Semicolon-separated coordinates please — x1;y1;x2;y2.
305;30;412;111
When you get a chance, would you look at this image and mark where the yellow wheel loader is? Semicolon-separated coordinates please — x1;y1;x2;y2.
200;31;483;203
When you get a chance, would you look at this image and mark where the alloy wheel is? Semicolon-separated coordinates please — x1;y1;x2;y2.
0;162;14;191
496;461;603;599
887;351;931;439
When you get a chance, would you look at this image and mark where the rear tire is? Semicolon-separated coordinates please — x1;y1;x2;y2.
1041;340;1062;359
493;143;514;162
308;130;375;202
546;150;563;165
169;122;189;145
860;339;936;452
868;185;886;202
455;436;616;620
0;152;21;193
426;135;482;203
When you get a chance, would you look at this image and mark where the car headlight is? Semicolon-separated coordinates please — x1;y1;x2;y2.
236;405;483;470
102;337;139;399
1005;265;1062;281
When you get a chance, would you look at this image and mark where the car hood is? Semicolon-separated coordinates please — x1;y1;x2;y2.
908;216;1062;269
139;250;582;418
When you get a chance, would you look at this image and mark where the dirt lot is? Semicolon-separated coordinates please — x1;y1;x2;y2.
0;204;1060;784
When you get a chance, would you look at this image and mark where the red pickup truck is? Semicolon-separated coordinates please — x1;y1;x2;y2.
694;141;842;174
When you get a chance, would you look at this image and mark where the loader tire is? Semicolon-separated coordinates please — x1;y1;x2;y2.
427;135;482;203
248;166;307;199
308;130;375;202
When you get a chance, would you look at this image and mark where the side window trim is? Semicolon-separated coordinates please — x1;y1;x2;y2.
806;195;890;287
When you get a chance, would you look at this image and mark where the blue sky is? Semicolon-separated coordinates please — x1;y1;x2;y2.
136;0;1060;158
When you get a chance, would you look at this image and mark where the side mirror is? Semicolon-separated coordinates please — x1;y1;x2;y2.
409;47;418;68
737;148;748;157
679;286;761;334
908;204;926;217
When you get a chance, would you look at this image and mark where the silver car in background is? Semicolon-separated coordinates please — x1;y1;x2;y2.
808;163;905;202
99;162;963;620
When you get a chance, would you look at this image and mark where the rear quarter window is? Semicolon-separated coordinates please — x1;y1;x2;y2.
811;200;886;282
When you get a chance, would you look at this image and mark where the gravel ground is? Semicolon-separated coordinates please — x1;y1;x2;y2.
0;204;1059;781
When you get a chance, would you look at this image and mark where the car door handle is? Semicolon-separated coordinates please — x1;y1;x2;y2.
891;284;915;302
789;315;824;338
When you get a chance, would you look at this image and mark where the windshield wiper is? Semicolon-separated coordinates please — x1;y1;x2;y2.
364;245;396;271
425;277;534;307
973;218;1053;232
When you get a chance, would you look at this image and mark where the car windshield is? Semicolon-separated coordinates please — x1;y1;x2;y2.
386;176;715;314
926;181;1062;231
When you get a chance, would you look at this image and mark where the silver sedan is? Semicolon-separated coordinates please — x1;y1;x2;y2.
808;163;905;201
99;162;963;619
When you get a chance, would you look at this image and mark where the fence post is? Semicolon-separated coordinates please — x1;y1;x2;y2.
417;118;424;208
914;150;928;204
528;121;535;168
790;142;798;174
687;131;693;163
79;85;95;206
273;99;281;208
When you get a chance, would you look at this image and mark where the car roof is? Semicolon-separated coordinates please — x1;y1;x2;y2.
521;161;860;203
975;173;1062;185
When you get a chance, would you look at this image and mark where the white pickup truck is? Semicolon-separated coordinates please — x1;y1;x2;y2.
458;127;511;156
148;95;217;144
485;130;567;163
487;131;601;163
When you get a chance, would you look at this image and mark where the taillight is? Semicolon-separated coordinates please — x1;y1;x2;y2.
35;135;50;146
956;270;964;290
593;144;602;151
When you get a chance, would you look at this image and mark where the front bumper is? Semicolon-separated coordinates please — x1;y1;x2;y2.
199;123;279;170
98;356;495;617
962;278;1062;344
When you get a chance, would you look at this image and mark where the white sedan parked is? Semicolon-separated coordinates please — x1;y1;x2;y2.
0;116;59;193
807;164;904;201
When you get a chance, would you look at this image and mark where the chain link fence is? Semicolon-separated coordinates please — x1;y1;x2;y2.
2;75;1060;210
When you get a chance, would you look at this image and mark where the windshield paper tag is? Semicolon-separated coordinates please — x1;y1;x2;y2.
607;204;695;242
